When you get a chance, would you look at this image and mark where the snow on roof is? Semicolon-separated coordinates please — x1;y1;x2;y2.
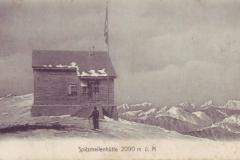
88;69;100;76
70;62;77;66
62;62;80;76
67;62;78;68
79;68;108;77
42;61;108;77
56;64;68;68
41;60;109;77
98;68;107;74
80;71;90;76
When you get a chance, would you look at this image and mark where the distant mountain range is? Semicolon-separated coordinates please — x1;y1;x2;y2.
118;100;240;140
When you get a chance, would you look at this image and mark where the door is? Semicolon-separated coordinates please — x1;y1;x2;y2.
80;79;100;103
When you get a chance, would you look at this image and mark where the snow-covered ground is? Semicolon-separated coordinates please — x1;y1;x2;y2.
0;94;196;139
2;93;240;140
7;94;240;160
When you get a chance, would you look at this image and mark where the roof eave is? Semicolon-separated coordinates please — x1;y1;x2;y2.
32;67;76;71
79;75;116;79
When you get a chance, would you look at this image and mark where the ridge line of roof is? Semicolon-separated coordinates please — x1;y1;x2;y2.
32;49;108;53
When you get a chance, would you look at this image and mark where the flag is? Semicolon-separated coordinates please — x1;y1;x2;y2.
104;2;109;45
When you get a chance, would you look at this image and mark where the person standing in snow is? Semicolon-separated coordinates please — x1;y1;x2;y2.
88;107;99;130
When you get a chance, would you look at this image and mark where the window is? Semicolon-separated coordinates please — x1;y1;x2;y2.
81;80;100;96
81;81;88;95
82;86;88;95
68;84;77;96
90;80;99;94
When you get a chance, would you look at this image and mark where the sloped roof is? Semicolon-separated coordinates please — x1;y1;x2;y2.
32;50;116;77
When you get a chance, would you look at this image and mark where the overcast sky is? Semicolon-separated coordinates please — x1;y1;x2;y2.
0;0;240;106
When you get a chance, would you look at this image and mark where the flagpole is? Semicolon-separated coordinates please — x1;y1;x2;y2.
107;1;110;55
107;0;109;53
107;0;110;106
105;0;110;55
104;0;110;106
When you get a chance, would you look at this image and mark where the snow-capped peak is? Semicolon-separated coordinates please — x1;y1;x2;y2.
192;111;212;122
224;100;240;110
131;102;152;107
157;106;202;125
157;106;169;113
200;100;213;108
222;115;240;125
117;104;130;110
122;104;130;109
166;106;181;115
177;103;196;112
145;108;156;115
138;108;156;117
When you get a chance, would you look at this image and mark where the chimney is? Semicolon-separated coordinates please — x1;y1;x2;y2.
88;46;92;56
88;45;95;56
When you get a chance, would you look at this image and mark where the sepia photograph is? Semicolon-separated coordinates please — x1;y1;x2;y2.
0;0;240;159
